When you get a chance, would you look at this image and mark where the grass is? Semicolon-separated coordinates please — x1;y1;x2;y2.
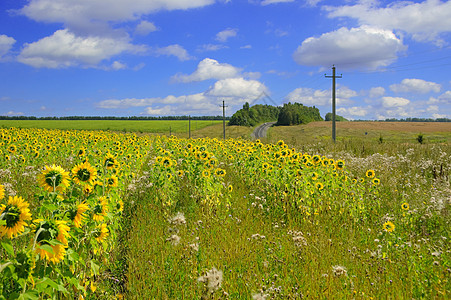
118;123;450;299
0;120;222;134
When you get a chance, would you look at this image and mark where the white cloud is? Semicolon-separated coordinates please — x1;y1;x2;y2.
432;113;449;119
17;29;146;68
19;0;215;33
324;0;451;45
216;28;238;42
153;44;194;61
293;26;406;70
172;58;241;82
261;0;294;6
206;78;268;103
97;77;269;114
3;111;24;116
438;91;451;104
427;105;439;113
0;35;16;59
285;86;357;106
111;61;127;70
390;78;441;94
135;21;158;36
381;96;410;108
337;106;368;117
369;87;385;98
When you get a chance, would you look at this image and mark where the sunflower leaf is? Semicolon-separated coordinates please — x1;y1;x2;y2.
1;241;14;256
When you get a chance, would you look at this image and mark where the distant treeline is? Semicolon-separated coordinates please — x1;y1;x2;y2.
0;115;229;121
229;102;323;126
381;118;451;122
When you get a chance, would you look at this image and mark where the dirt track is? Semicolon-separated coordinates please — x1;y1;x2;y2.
306;122;451;133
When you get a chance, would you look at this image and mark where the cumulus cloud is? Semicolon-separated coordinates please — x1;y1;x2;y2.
216;28;238;42
369;87;385;98
285;86;357;106
153;44;194;61
390;78;441;94
172;58;241;82
293;26;406;70
324;0;451;45
19;0;215;32
0;35;16;59
135;21;158;36
337;106;368;117
381;96;410;108
17;29;146;68
197;44;228;52
97;77;269;114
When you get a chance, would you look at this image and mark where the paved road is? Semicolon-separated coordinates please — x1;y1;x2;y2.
251;122;276;139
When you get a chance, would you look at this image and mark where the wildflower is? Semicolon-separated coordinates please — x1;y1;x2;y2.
383;221;395;233
94;223;109;243
37;165;70;192
92;197;108;222
401;202;409;211
198;267;223;296
169;212;186;225
332;265;347;277
0;196;32;239
72;161;97;186
166;234;181;246
34;219;70;263
252;292;269;300
68;202;89;228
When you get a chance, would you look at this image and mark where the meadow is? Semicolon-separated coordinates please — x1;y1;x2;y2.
0;121;449;299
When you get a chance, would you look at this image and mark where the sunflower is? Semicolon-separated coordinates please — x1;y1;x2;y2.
227;185;233;192
335;160;345;170
77;147;86;157
34;219;70;263
104;153;117;169
8;144;17;154
72;161;97;186
106;175;119;188
0;184;4;200
92;197;108;222
94;223;109;243
0;196;32;239
383;221;395;233
315;182;324;190
366;169;376;178
37;165;70;192
372;178;380;185
14;251;35;281
401;202;409;211
177;170;185;177
68;202;89;228
214;168;226;177
116;199;124;213
201;169;210;178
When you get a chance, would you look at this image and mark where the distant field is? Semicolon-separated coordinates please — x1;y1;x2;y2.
0;120;221;134
267;121;451;145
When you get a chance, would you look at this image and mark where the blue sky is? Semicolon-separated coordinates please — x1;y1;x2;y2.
0;0;450;120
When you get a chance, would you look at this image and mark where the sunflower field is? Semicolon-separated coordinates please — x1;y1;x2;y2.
0;126;449;299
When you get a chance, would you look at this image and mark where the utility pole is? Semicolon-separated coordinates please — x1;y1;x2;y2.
188;115;191;139
220;100;228;140
325;65;342;142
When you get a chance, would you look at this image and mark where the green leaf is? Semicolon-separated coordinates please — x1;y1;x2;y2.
18;290;39;300
1;241;14;256
90;260;100;276
38;244;54;254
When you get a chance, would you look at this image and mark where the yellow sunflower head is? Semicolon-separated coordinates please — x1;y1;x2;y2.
106;175;119;188
68;202;89;228
104;153;117;169
37;165;70;192
383;221;395;233
401;202;409;211
366;169;376;178
72;161;97;186
0;196;32;239
214;168;226;177
94;223;109;243
0;184;4;200
33;219;70;263
92;197;108;222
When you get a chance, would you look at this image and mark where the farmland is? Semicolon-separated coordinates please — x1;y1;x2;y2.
0;121;449;299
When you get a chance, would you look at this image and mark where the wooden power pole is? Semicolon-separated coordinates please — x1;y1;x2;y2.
325;66;342;142
220;100;227;140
